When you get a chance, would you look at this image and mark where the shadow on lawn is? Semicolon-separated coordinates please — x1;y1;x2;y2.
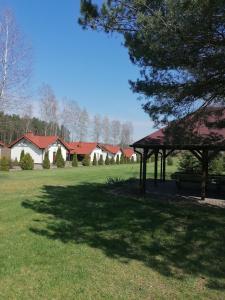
22;182;225;288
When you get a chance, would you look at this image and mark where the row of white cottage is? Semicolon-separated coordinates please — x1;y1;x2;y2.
8;132;137;164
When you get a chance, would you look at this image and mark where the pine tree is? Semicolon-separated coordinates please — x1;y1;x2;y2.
72;154;78;167
20;150;25;165
55;147;65;168
178;152;200;173
105;154;110;165
82;155;90;166
98;154;104;166
120;154;124;164
110;156;115;165
43;151;50;169
116;155;120;165
92;153;97;166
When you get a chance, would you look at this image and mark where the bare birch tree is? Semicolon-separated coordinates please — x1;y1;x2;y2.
102;116;110;144
0;8;31;112
61;99;81;140
110;120;121;145
21;102;33;133
77;108;89;141
39;84;58;135
120;121;133;147
92;114;102;142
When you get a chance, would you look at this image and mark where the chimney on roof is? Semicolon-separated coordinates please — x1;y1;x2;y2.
26;131;34;137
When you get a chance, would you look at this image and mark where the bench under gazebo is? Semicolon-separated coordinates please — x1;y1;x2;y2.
131;108;225;200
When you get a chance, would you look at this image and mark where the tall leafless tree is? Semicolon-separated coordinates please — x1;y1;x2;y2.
110;120;121;145
21;102;33;133
0;8;32;113
77;108;89;141
39;84;58;135
102;116;110;144
120;121;133;147
92;114;102;142
62;100;81;140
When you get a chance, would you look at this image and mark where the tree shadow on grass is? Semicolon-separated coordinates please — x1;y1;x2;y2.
22;182;225;288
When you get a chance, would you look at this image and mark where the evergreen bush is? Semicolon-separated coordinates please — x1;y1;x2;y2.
131;156;134;164
19;150;25;165
178;151;200;173
72;154;78;167
98;155;104;166
82;155;90;166
55;147;65;168
167;156;174;166
209;155;224;175
116;155;120;165
105;154;110;165
92;153;97;166
110;156;115;165
43;151;50;169
20;153;34;170
120;154;124;164
0;156;10;171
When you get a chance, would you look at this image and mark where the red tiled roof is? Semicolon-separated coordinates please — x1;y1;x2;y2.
68;142;98;155
122;148;135;158
133;108;225;147
9;132;70;150
100;144;121;154
0;141;5;147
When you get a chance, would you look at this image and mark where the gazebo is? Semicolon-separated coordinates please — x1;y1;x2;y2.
131;109;225;200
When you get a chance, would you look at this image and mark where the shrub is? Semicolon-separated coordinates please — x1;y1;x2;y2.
105;154;110;165
43;151;50;169
131;156;134;164
92;153;97;166
209;155;224;175
110;156;115;165
178;151;200;173
55;147;65;168
167;156;174;166
72;154;78;167
13;158;19;167
98;154;104;166
150;156;155;163
116;155;120;165
0;156;10;171
20;150;25;165
82;155;90;166
20;153;34;170
120;154;125;164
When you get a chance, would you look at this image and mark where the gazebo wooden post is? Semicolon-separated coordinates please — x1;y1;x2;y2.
160;152;163;181
142;148;148;194
139;154;143;187
162;149;166;182
154;149;159;186
201;149;209;200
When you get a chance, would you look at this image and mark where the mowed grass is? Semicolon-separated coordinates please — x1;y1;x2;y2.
0;164;225;299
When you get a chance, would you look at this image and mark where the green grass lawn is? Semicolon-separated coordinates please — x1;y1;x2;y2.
1;164;225;299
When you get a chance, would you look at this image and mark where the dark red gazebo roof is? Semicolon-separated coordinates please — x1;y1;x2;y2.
132;108;225;150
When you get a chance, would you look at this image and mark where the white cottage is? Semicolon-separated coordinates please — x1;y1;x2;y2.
121;148;137;162
68;142;106;162
9;132;69;164
100;145;122;161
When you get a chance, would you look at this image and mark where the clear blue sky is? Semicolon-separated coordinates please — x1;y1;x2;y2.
1;0;155;140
